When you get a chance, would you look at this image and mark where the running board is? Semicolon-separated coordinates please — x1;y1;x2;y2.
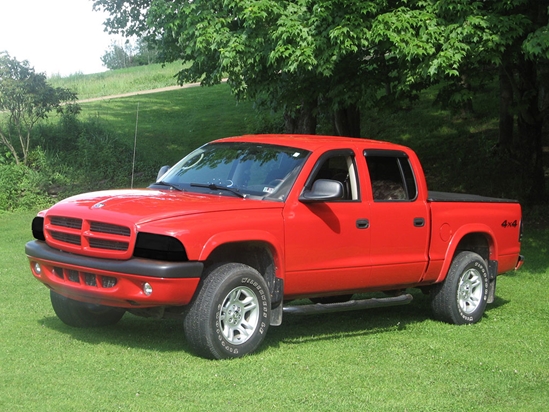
283;294;413;316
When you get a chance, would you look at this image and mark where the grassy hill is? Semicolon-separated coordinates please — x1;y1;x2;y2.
48;61;185;100
79;84;262;168
42;64;546;213
49;63;280;174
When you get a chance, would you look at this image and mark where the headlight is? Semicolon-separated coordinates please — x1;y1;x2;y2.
32;217;45;241
133;233;187;261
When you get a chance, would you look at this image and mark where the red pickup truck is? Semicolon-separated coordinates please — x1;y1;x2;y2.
26;134;523;359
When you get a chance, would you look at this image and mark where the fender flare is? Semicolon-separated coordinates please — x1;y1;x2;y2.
199;230;285;280
434;223;498;284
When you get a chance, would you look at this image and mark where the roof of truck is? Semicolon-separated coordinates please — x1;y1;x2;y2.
214;134;410;153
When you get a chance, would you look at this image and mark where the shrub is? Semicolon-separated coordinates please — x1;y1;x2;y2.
0;163;52;211
72;119;134;188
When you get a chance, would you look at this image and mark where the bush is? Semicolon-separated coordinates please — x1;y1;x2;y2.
72;118;134;189
37;114;153;195
0;163;52;211
1;111;157;211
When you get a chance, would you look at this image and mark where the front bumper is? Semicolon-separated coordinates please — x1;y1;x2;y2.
26;241;203;308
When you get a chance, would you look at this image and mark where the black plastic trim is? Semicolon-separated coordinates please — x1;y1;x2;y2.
428;191;519;203
25;240;203;279
414;217;425;227
364;149;408;158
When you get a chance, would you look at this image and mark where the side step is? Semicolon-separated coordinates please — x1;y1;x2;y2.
283;293;413;316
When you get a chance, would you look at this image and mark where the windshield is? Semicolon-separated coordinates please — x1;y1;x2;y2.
154;142;310;201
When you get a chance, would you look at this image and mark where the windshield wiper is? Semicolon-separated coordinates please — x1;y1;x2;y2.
190;183;245;198
155;181;184;192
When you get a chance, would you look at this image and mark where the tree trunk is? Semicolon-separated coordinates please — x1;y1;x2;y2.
499;65;514;148
283;100;317;134
517;115;546;202
333;104;361;137
516;58;546;203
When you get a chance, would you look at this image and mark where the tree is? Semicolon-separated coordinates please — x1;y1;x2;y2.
101;38;159;70
92;0;393;136
0;52;78;165
101;41;135;70
92;0;548;201
364;0;549;202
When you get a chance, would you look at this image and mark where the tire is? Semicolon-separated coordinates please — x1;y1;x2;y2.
431;251;489;325
50;291;125;327
184;263;271;359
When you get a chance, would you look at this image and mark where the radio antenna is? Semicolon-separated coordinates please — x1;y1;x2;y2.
131;102;139;189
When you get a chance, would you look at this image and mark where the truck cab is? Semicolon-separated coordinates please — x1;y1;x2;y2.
26;134;523;359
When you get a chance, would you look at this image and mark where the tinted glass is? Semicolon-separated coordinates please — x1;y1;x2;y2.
157;142;310;200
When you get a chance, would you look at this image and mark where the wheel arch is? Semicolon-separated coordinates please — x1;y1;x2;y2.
199;233;284;307
455;232;492;261
435;225;497;284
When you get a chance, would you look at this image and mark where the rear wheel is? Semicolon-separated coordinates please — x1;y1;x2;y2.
184;263;270;359
431;251;489;324
50;291;125;327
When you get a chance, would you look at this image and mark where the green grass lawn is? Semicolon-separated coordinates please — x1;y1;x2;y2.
79;83;260;168
2;65;547;410
48;62;185;100
1;212;548;411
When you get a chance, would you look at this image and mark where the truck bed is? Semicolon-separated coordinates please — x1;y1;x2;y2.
428;191;519;203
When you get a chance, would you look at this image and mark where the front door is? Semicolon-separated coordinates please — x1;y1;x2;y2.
283;150;371;298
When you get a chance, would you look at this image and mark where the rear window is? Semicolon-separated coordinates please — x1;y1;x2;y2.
364;150;417;201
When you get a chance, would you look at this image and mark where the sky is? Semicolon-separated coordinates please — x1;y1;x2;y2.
0;0;121;77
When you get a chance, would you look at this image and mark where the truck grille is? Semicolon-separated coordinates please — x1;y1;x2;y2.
46;215;132;256
53;266;117;288
90;221;131;236
50;231;81;245
89;238;129;251
50;216;82;229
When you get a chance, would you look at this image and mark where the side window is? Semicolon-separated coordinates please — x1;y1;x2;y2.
308;151;359;201
365;151;417;201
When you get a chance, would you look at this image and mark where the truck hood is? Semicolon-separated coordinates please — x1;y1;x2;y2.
46;189;282;226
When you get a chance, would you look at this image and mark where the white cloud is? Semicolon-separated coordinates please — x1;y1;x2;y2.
0;0;122;76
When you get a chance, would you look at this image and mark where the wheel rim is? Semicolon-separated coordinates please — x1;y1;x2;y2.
218;286;260;345
457;268;483;314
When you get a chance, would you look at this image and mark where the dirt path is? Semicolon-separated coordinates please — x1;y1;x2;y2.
78;83;202;103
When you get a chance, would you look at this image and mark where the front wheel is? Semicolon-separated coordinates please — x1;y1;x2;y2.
431;251;489;325
50;291;125;327
184;263;271;359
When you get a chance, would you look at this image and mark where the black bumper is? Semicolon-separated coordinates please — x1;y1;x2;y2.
25;240;204;279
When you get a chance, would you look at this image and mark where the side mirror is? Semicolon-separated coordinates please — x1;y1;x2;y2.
299;179;344;203
156;165;171;181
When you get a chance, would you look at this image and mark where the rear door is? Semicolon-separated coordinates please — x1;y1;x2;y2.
364;150;430;288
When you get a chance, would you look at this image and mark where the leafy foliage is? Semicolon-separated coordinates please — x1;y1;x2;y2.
101;38;159;70
36;113;137;192
0;162;52;211
92;0;549;201
0;52;78;165
0;109;137;212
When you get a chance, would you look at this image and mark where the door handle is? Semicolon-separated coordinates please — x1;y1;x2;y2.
414;217;425;227
356;219;370;229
